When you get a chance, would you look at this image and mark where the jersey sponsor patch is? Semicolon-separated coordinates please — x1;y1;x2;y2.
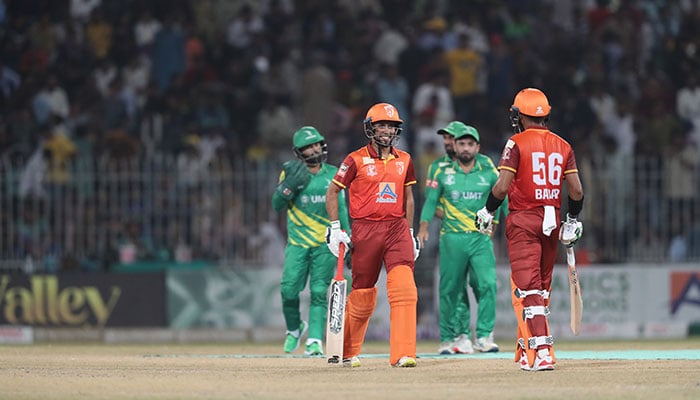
502;139;515;161
376;182;398;203
338;163;349;177
362;157;375;165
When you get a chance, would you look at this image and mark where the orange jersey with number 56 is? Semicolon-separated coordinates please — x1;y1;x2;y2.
332;144;416;221
498;127;578;211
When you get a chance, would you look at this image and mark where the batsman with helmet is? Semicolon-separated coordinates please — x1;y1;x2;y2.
474;88;584;371
325;102;421;368
272;126;350;356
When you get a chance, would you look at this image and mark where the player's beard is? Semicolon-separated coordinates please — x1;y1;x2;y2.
456;151;475;165
445;144;455;158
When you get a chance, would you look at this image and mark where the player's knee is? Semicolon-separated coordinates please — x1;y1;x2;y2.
280;283;298;300
309;286;327;305
348;287;377;318
387;265;417;305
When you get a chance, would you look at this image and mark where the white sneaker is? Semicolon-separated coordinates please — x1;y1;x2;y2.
474;333;499;353
533;348;554;371
452;334;474;354
519;353;532;371
393;356;417;367
438;341;454;355
342;356;361;368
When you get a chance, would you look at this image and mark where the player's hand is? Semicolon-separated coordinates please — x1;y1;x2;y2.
276;161;311;200
559;214;583;247
325;220;351;258
475;207;494;235
410;228;420;260
417;224;429;248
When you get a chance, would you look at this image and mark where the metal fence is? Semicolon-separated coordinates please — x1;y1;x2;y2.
1;150;699;273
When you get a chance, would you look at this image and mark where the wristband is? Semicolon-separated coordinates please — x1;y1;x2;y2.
485;191;504;213
568;195;584;218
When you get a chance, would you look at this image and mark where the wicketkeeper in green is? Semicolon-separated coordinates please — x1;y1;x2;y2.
417;122;507;354
272;126;350;356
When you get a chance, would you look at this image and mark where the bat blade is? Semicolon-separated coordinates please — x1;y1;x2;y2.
567;247;583;335
326;243;347;364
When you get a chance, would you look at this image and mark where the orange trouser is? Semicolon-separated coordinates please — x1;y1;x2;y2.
387;265;417;365
343;287;377;359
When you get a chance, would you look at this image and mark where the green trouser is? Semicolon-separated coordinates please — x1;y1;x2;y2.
439;232;496;341
281;244;336;341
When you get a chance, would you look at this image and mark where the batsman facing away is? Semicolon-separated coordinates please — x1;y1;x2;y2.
474;88;584;371
272;126;350;357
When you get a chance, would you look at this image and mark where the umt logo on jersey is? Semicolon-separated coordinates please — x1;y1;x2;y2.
376;182;398;203
300;194;326;204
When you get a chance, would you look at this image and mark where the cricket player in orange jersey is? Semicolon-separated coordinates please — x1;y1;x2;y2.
474;88;584;371
325;102;421;368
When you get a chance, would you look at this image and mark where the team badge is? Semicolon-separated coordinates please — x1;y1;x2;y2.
384;104;396;117
395;161;405;175
367;165;377;176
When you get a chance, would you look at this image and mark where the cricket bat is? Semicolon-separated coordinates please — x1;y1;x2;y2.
326;242;347;364
567;247;583;335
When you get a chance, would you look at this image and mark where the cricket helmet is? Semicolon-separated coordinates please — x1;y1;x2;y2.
292;126;327;165
510;88;551;132
363;102;403;148
511;88;551;118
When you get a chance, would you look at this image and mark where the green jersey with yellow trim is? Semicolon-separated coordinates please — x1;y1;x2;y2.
420;153;506;233
425;154;453;213
272;163;350;248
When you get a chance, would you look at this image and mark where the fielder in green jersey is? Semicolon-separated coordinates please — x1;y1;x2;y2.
272;126;350;356
417;122;507;354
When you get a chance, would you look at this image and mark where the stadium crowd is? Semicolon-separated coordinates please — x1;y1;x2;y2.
0;0;699;271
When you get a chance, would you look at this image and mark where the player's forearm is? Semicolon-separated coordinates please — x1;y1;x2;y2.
405;186;415;227
326;183;340;221
271;191;288;211
419;195;437;224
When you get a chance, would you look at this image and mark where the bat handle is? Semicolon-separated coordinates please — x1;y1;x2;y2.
566;246;575;266
335;243;345;280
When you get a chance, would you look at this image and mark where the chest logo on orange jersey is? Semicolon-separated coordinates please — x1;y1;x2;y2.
395;161;405;175
367;165;378;176
376;182;398;203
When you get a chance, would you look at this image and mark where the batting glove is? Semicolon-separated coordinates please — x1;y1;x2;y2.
559;214;583;248
410;228;420;261
325;220;351;258
475;207;494;235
